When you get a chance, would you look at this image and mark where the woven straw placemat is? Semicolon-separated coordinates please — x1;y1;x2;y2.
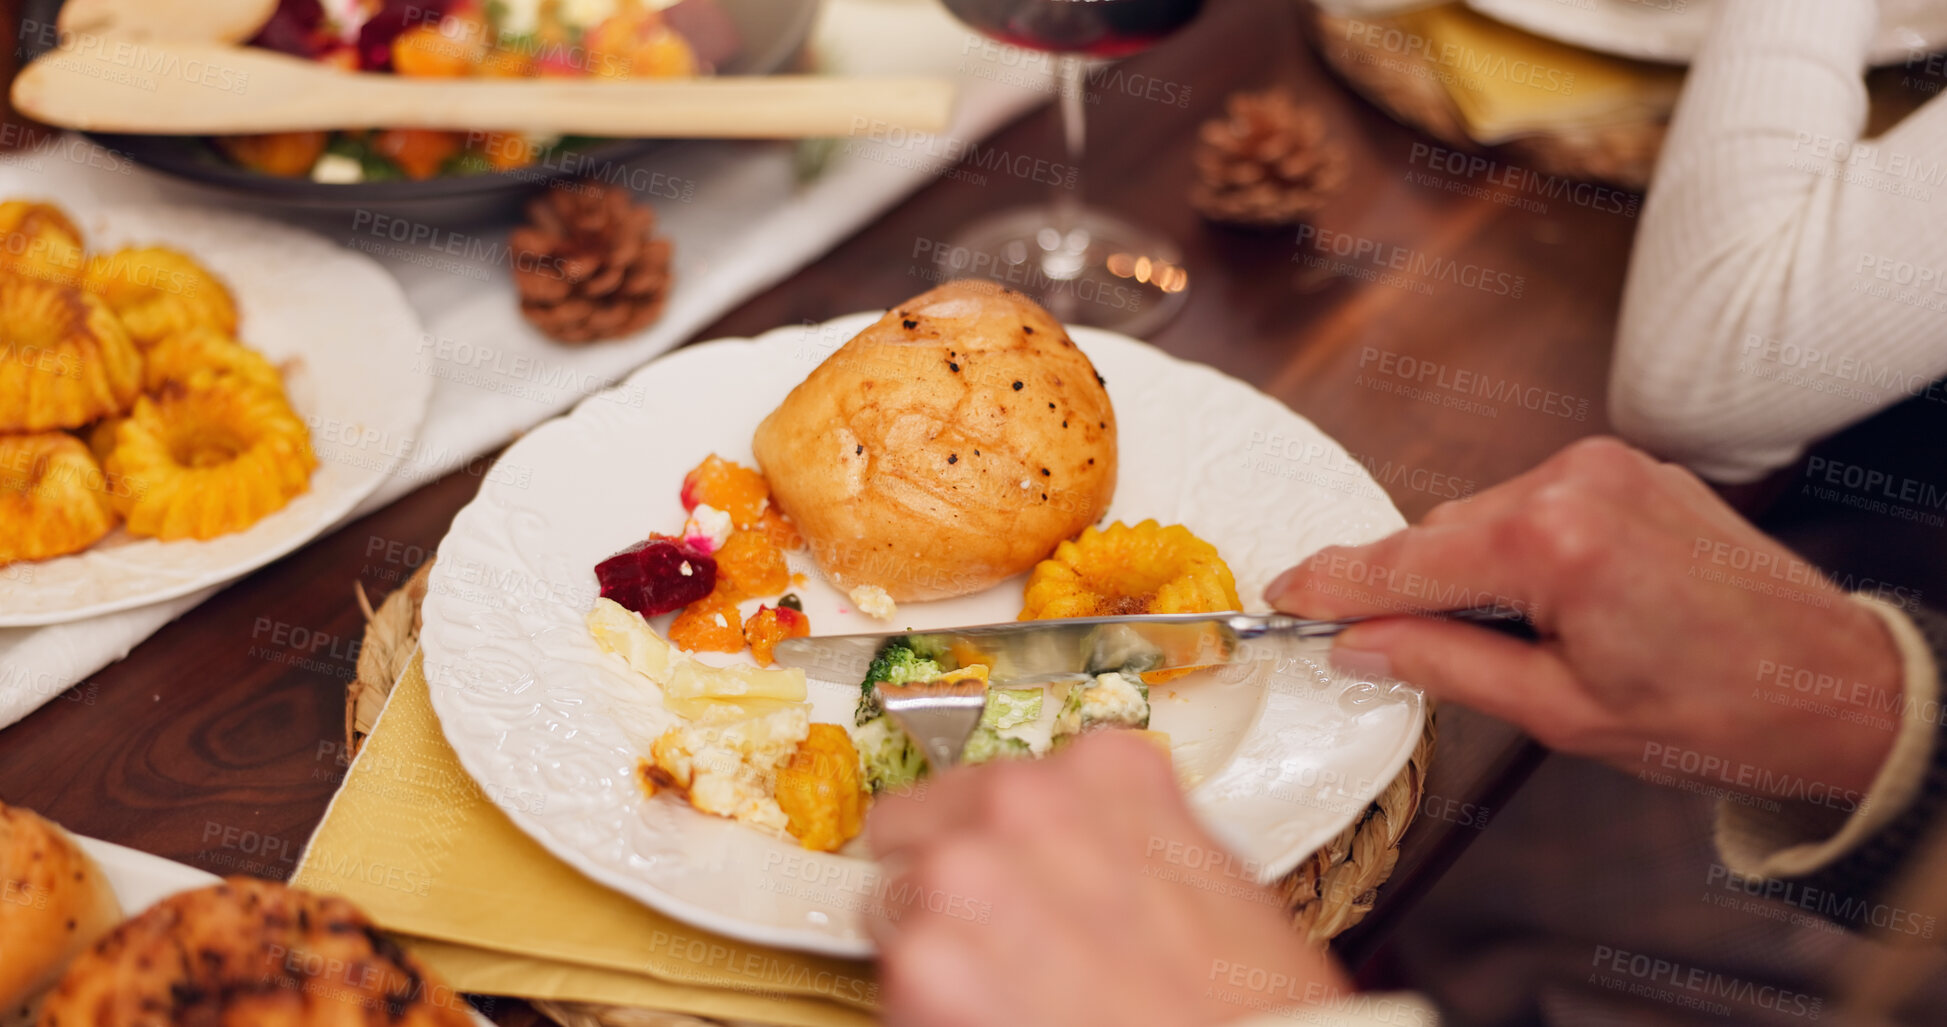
350;561;1435;1026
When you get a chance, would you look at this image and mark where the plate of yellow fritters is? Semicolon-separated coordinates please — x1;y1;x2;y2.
0;195;429;625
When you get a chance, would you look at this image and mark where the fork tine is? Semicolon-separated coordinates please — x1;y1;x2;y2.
877;679;989;772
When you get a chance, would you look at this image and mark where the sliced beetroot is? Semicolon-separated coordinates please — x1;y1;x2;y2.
595;537;717;616
250;0;332;58
356;0;451;70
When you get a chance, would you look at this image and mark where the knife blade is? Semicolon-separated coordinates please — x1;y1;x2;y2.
770;606;1534;686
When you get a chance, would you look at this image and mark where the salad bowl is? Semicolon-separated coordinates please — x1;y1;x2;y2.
19;0;821;220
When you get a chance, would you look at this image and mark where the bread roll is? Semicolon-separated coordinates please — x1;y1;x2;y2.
754;280;1116;603
38;877;474;1027
0;803;121;1024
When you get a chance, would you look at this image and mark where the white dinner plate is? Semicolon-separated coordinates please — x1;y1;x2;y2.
0;194;431;626
75;834;221;913
420;313;1422;957
1464;0;1947;66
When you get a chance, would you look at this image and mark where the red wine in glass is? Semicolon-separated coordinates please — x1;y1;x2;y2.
942;0;1206;57
936;0;1206;334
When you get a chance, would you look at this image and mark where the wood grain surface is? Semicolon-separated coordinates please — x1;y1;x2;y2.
0;0;1625;982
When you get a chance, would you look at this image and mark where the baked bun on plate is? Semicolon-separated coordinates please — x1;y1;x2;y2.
0;803;121;1025
38;877;473;1027
754;280;1117;604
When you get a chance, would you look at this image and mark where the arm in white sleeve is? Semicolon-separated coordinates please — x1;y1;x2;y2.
1611;0;1947;483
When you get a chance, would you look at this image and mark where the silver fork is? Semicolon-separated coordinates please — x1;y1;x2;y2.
876;678;993;773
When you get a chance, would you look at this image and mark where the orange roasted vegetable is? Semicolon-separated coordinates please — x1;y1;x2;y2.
317;48;361;72
681;454;770;529
476;46;534;78
1021;520;1239;684
584;2;684;79
215;132;329;178
744;604;809;665
668;588;744;653
1020;520;1239;619
716;530;790;600
374;129;463;180
391;24;479;77
626;30;699;77
467;131;538;171
754;506;803;551
661;455;805;658
775;724;866;852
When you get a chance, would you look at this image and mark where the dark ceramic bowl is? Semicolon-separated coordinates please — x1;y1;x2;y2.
19;0;820;220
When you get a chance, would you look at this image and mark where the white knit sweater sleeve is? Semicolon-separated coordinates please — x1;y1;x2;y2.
1610;0;1947;483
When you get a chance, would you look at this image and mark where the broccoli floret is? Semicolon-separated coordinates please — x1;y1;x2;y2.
905;634;952;662
855;640;945;726
864;641;947;687
854;714;928;793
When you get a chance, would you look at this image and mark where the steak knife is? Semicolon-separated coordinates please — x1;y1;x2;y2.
771;606;1535;686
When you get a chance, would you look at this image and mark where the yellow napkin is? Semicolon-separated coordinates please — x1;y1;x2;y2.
1391;6;1685;143
292;654;877;1027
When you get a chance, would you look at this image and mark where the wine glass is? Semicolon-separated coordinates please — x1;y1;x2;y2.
939;0;1205;336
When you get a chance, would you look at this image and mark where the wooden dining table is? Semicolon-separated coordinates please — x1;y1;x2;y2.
0;0;1636;1011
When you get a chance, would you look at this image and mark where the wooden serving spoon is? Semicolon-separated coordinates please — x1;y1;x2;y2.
11;41;956;138
55;0;277;45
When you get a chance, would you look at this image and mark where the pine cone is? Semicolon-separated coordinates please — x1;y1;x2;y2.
1191;89;1347;230
510;182;673;345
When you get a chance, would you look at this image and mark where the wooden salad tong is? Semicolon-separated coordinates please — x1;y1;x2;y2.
15;0;955;139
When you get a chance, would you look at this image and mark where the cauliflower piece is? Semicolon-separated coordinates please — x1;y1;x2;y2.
311;152;363;184
1054;671;1151;742
849;584;897;621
